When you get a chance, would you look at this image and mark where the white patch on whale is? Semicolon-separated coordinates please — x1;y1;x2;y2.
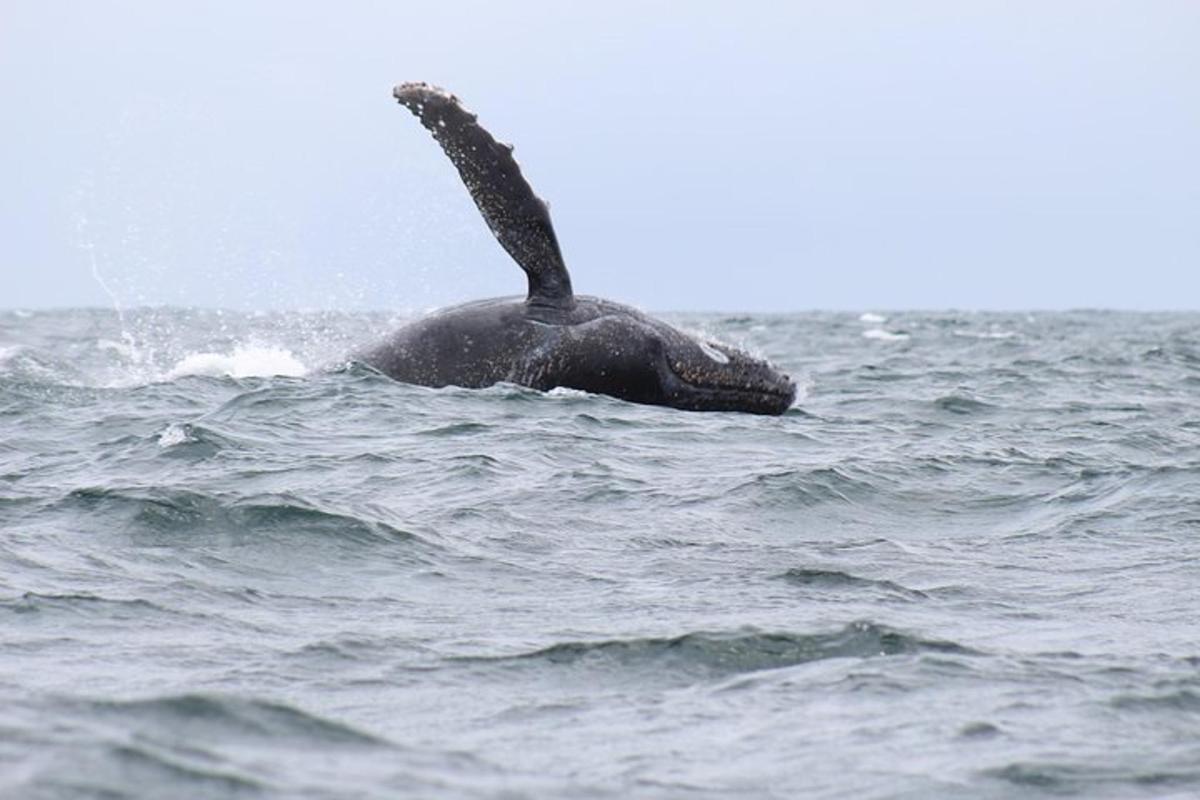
698;341;730;364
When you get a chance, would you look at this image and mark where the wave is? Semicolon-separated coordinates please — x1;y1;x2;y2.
155;421;242;458
85;693;387;746
1;591;170;619
0;345;69;384
862;328;910;341
726;466;877;508
166;345;308;379
7;691;501;800
985;761;1200;793
415;421;496;437
1111;689;1200;713
933;394;996;415
9;694;389;799
0;590;280;638
0;344;24;367
952;329;1018;340
777;568;929;600
41;741;267;797
463;622;975;680
61;486;424;548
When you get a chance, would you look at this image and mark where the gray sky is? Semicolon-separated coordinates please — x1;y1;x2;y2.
3;1;1198;311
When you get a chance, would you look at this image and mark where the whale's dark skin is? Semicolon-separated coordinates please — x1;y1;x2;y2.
356;83;796;415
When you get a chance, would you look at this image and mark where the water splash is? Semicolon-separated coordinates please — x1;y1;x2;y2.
76;207;147;368
166;345;308;379
862;328;910;342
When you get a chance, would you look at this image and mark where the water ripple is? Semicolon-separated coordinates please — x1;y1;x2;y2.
3;309;1200;798
463;622;976;681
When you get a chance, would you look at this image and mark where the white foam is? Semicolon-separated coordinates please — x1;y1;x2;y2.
0;345;23;367
545;386;591;399
167;345;307;380
859;312;887;324
862;329;910;342
157;423;192;448
96;337;144;362
791;374;813;407
952;329;1017;340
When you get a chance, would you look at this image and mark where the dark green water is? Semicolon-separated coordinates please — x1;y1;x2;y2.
2;308;1198;798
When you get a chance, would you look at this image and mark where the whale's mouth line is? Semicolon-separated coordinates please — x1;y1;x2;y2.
662;366;797;413
687;381;795;404
665;364;794;401
674;384;797;415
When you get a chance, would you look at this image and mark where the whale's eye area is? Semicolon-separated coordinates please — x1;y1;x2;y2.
698;341;730;365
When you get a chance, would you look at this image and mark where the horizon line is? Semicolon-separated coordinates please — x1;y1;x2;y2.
4;305;1200;316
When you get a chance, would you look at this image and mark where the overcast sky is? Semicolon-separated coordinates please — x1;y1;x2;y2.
3;1;1198;311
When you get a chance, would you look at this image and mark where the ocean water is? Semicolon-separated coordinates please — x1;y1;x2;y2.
1;307;1198;799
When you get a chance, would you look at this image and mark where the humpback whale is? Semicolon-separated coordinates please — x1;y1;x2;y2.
356;83;796;415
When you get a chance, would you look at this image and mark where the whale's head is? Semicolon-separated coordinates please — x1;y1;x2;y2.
655;330;797;416
554;309;797;415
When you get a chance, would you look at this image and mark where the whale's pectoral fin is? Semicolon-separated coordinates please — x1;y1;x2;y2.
394;82;574;308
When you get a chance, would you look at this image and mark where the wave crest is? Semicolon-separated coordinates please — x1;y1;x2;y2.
62;486;423;548
166;345;307;379
467;622;974;680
